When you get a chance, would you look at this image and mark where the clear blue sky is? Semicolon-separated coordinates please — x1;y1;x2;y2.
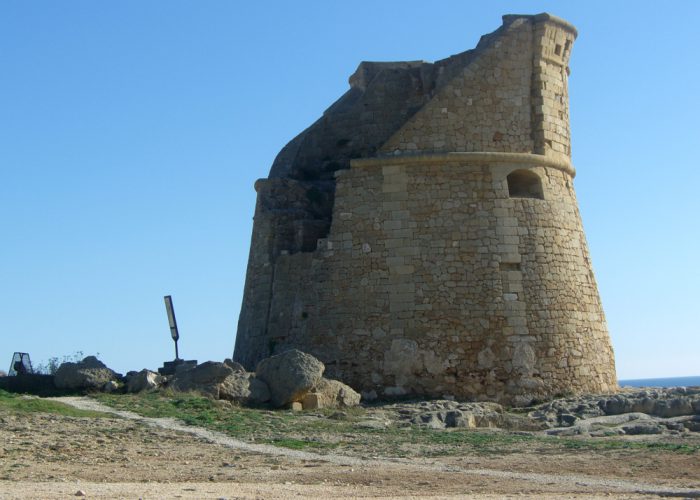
1;1;698;380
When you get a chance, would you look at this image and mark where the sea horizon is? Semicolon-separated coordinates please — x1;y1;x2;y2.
618;375;700;388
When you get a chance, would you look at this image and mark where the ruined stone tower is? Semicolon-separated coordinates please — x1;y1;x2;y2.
234;13;617;405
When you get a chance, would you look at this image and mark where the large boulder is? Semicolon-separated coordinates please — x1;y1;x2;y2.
169;361;235;398
223;358;246;372
54;356;119;390
219;372;270;405
126;369;163;393
302;379;361;410
256;350;324;407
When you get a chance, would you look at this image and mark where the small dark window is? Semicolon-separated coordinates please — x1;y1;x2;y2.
507;169;544;199
554;44;562;56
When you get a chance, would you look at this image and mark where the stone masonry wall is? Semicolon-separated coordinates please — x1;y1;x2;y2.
234;13;617;405
379;16;534;155
258;156;616;404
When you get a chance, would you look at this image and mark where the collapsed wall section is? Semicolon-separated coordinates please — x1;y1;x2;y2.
379;16;535;154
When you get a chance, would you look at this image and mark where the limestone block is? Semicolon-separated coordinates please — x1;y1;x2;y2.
255;349;325;407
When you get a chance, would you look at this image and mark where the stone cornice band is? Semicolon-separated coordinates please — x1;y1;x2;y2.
350;152;576;177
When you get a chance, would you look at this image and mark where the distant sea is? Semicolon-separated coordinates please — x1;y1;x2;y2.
618;376;700;388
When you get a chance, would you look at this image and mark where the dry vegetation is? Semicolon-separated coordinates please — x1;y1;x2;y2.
1;389;699;499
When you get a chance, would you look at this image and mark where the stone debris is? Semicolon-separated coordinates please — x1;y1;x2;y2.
145;350;359;410
54;356;120;390
223;358;246;372
387;400;507;429
41;350;360;410
525;387;700;437
218;371;271;405
365;388;700;436
102;380;120;393
528;387;700;426
169;361;237;399
255;350;325;407
125;369;163;393
303;379;361;410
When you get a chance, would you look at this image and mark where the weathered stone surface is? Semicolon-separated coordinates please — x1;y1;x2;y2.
530;388;700;429
529;388;700;436
233;13;616;405
54;356;119;390
223;359;246;373
316;379;360;408
218;372;249;400
169;361;234;398
683;415;700;432
255;350;324;407
297;389;700;436
102;380;120;393
301;379;360;409
219;372;270;405
388;400;505;430
301;392;323;410
126;369;163;393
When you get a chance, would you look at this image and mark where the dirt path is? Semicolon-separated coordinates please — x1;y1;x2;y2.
28;396;698;498
2;396;699;498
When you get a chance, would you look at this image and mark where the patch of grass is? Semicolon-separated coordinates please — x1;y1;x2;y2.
0;389;109;418
92;392;700;459
96;391;301;439
270;438;339;450
425;428;535;449
560;437;700;454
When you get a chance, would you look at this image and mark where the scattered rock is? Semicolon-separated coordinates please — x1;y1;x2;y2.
126;369;163;393
621;421;664;435
445;409;473;428
256;350;324;407
355;419;389;429
102;380;120;393
301;392;323;410
169;361;234;398
219;372;270;405
528;387;700;429
361;390;378;401
74;490;86;497
683;415;700;432
302;379;360;409
223;359;246;372
389;400;505;430
54;356;119;390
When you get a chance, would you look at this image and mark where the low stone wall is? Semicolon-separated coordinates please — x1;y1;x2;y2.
0;374;58;396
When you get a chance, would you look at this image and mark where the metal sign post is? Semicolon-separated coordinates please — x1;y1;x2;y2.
163;295;180;360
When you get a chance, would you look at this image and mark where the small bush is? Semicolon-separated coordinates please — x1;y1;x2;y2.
34;351;100;375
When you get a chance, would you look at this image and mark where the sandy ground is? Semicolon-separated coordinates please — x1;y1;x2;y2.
1;397;699;499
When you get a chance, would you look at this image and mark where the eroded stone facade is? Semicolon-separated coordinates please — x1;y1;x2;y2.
234;13;617;405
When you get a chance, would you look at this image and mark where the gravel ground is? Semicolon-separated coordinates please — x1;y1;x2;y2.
1;396;699;499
